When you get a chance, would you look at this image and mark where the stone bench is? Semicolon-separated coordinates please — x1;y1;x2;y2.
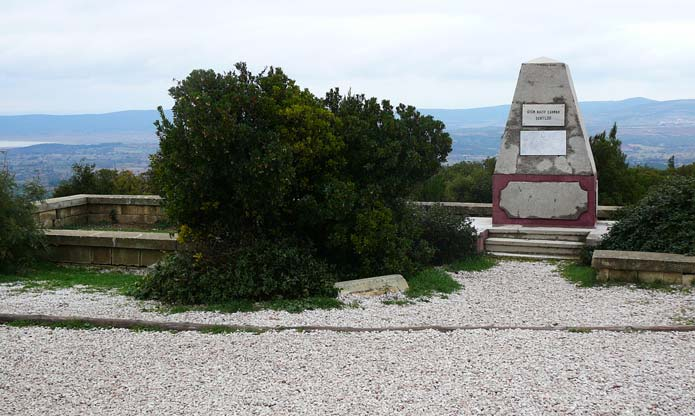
45;229;177;267
592;250;695;286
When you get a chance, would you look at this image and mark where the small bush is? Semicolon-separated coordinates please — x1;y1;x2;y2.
599;176;695;255
419;204;477;265
0;173;46;273
132;239;338;304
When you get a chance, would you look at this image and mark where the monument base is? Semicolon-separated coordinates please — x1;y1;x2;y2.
492;174;597;228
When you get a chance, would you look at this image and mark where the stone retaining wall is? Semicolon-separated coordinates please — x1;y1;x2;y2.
45;229;177;267
34;194;165;228
592;250;695;286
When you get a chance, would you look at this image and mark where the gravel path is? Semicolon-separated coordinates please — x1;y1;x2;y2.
1;326;694;415
1;261;693;328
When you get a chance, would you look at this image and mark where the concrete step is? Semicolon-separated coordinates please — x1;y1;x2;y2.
487;252;578;260
487;228;589;242
484;237;583;258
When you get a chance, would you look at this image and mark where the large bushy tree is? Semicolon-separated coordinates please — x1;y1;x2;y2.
141;63;452;302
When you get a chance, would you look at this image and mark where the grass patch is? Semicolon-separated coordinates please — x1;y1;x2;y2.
445;255;497;272
161;296;344;315
558;262;597;287
382;299;415;306
406;268;462;298
0;263;141;293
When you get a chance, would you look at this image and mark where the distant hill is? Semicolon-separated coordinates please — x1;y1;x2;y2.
421;98;695;166
0;110;172;144
422;97;695;130
1;98;694;166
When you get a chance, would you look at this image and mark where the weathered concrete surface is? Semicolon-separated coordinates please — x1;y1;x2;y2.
499;181;588;219
45;229;176;267
592;250;695;286
334;275;409;296
494;58;596;176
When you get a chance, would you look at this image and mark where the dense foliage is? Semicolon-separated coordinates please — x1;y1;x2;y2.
419;204;478;265
599;176;695;255
137;63;460;303
135;240;338;304
0;172;46;273
53;161;155;197
412;158;495;203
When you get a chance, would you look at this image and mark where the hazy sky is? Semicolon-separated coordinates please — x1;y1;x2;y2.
2;0;695;114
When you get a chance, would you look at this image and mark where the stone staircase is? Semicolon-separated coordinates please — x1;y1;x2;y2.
484;227;590;260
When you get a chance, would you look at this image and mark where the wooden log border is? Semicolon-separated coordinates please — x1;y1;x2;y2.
1;313;695;334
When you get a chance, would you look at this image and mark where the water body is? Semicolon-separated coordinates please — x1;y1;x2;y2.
0;141;52;149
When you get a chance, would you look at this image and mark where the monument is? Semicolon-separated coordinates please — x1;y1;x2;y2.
492;57;597;227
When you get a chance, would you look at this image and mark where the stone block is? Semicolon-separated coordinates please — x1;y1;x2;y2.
637;271;682;285
334;274;409;296
112;248;141;266
140;250;165;266
683;274;695;287
38;210;57;228
48;246;92;264
88;204;122;215
116;214;147;224
92;247;113;265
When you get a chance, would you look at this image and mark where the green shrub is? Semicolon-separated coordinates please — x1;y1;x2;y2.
419;204;477;265
133;239;338;304
0;173;46;273
599;175;695;255
145;63;451;303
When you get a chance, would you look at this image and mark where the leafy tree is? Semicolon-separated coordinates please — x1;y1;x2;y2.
0;172;46;273
590;123;633;205
138;63;455;303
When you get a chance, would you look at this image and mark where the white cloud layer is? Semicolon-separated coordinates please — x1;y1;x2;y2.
1;0;694;114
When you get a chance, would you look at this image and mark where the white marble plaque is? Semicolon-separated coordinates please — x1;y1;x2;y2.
520;130;566;156
522;104;565;126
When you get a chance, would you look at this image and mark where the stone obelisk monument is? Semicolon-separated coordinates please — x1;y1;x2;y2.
492;57;597;227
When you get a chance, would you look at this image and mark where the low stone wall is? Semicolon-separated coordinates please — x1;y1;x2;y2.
34;194;165;229
592;250;695;286
45;230;177;267
413;202;621;220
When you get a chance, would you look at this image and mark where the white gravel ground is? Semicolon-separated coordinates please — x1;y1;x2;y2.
1;326;694;415
1;261;693;328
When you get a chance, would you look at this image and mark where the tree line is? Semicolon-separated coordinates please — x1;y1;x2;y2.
412;124;695;206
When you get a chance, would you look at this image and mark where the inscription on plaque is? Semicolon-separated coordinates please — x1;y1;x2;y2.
520;130;566;156
522;104;565;126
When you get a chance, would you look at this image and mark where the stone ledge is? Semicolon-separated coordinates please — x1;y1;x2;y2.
592;250;695;285
334;274;409;295
45;229;177;251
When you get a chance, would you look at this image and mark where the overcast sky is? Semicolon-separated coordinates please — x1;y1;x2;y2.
2;0;695;114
